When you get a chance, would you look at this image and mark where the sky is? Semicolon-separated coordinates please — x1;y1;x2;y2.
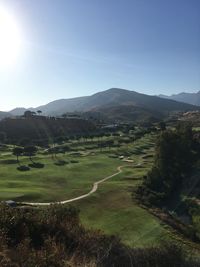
0;0;200;111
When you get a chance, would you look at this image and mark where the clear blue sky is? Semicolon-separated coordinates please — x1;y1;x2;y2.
0;0;200;110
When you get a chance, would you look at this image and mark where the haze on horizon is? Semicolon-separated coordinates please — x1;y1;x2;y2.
0;0;199;111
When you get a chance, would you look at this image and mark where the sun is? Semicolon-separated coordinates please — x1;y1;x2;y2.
0;6;21;68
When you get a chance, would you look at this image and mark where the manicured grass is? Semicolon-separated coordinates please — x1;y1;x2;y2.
73;138;170;247
75;182;169;247
0;152;121;202
0;133;155;202
0;133;176;247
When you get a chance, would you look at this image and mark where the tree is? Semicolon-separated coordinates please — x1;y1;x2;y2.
13;147;24;165
37;110;42;115
0;131;6;144
24;110;36;118
24;146;37;163
107;140;114;150
142;124;195;205
158;121;166;131
20;138;31;147
62;114;67;119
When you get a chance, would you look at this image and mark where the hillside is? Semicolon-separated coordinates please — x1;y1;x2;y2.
178;111;200;125
0;117;95;144
0;205;198;267
9;107;29;116
0;111;12;120
92;105;163;123
10;88;199;122
159;91;200;106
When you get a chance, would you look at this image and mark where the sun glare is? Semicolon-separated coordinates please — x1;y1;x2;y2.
0;6;21;69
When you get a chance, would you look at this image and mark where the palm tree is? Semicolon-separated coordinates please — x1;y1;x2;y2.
13;147;24;165
37;110;42;115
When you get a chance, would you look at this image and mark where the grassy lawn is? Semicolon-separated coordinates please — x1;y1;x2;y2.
73;137;171;247
0;133;179;247
0;133;155;202
0;152;122;202
75;178;169;247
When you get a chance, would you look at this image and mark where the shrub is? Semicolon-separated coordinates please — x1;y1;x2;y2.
0;204;199;267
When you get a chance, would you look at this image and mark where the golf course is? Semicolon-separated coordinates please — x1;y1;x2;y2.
0;131;196;250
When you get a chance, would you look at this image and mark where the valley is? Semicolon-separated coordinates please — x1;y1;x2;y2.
0;0;199;265
0;99;200;266
0;125;200;254
0;129;169;246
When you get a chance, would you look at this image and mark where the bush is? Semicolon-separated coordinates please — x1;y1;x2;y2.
0;204;199;267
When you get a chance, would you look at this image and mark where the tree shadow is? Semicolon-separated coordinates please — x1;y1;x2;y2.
70;160;79;164
17;165;30;171
54;160;69;166
1;159;18;164
28;162;45;168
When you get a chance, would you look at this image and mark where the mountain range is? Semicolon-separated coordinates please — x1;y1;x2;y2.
159;91;200;106
3;88;200;122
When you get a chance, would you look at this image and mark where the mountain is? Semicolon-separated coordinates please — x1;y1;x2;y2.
9;88;199;122
159;91;200;106
9;107;29;116
89;105;162;123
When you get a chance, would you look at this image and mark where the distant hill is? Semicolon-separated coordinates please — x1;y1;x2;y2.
90;105;162;123
9;88;199;122
9;107;29;116
178;111;200;125
159;91;200;106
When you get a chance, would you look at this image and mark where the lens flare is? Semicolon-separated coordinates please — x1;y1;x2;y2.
0;6;21;69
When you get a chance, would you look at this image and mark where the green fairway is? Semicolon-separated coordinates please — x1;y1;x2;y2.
0;152;123;202
0;133;154;201
73;138;170;247
0;133;180;247
75;176;169;247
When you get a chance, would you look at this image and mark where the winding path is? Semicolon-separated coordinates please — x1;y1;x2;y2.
21;165;126;206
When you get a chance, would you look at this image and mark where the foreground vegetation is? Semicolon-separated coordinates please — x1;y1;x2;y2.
0;204;199;267
138;123;200;244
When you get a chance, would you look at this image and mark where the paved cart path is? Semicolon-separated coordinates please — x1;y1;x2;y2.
21;165;129;206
